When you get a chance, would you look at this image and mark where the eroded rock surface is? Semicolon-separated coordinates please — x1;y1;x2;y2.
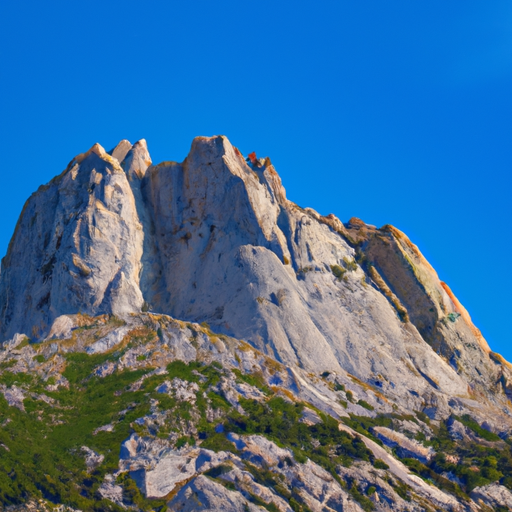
0;143;144;340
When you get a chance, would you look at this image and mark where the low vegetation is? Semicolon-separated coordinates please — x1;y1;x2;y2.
1;326;511;511
330;264;347;281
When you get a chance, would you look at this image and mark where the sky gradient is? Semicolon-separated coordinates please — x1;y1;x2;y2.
1;1;511;359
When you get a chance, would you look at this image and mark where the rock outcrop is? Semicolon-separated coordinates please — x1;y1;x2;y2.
0;143;144;340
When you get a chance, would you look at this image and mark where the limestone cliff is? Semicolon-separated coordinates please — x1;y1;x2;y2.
0;143;144;339
1;135;512;512
0;135;510;418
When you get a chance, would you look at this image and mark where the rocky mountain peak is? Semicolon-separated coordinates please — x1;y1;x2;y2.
1;135;510;411
122;139;152;181
89;142;106;157
1;135;512;511
110;139;132;163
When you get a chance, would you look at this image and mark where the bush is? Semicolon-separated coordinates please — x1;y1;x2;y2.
343;257;358;271
348;481;374;511
373;459;389;470
455;415;501;442
330;264;347;281
200;433;237;453
357;399;374;411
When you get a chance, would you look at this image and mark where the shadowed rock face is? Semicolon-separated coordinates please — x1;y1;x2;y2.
1;135;510;418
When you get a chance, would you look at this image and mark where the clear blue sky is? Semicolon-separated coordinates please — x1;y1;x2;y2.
1;1;511;360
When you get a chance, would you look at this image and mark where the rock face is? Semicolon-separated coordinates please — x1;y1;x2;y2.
470;483;512;510
0;142;145;339
1;135;510;419
372;426;435;463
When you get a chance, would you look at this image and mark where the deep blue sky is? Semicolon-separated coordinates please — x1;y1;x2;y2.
1;1;511;360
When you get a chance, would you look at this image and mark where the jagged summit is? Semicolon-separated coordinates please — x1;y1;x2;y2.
109;139;132;162
0;135;510;416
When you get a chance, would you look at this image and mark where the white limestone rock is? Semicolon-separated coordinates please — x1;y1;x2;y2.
372;426;435;463
1;135;511;485
46;315;75;340
0;384;25;411
143;452;197;498
93;423;114;435
470;482;512;510
2;333;29;350
98;474;125;507
300;407;322;425
85;326;131;354
156;377;199;402
81;446;104;472
109;139;132;165
447;418;472;441
0;142;144;341
167;475;266;511
134;135;487;417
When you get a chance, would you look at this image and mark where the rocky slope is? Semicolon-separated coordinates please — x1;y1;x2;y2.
0;136;511;511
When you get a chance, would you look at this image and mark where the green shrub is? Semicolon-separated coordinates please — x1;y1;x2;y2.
330;264;347;281
455;415;501;442
357;399;374;411
233;368;270;394
0;359;16;371
447;312;460;323
343;257;358;271
175;436;195;448
373;459;389;470
207;390;231;410
348;481;374;511
200;433;237;453
392;479;411;501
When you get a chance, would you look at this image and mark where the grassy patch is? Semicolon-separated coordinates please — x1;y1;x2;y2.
348;480;374;511
0;350;153;509
343;257;358;271
357;399;374;411
233;368;271;394
454;414;501;442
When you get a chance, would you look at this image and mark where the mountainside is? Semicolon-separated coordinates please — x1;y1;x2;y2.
1;136;511;512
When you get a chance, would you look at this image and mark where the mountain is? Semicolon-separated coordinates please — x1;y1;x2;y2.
0;136;511;511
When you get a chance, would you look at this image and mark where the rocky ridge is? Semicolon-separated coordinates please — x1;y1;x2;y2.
0;136;511;511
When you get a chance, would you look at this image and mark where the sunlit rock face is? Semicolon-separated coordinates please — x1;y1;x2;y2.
0;142;145;340
1;135;510;418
